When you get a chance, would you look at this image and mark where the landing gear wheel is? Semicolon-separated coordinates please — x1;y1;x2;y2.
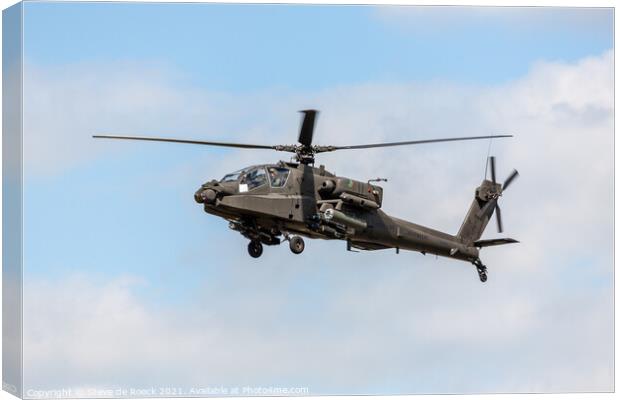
289;236;305;254
248;240;263;258
478;269;488;283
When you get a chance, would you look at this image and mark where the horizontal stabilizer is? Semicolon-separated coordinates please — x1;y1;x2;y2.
473;238;519;248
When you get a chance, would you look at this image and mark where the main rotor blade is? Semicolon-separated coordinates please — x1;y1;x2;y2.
495;204;503;233
315;134;513;152
92;135;281;150
298;110;318;147
489;156;497;184
503;169;519;191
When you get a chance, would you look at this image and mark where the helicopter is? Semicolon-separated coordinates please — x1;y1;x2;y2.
94;110;519;282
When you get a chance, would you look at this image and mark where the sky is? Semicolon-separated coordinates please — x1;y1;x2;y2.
11;2;614;396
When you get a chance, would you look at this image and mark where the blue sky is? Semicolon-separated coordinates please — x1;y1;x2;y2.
16;2;614;396
23;3;613;90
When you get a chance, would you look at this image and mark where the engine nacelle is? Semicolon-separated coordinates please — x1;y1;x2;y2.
319;177;383;208
340;192;379;209
319;179;336;194
323;208;368;231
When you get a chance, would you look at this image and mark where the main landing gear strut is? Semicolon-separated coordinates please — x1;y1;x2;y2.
472;258;488;283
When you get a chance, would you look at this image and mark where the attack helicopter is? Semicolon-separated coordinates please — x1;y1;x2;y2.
94;110;519;282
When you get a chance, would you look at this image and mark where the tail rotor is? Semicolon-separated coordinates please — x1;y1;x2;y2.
482;156;519;233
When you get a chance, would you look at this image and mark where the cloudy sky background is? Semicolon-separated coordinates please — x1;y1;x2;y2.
17;3;613;395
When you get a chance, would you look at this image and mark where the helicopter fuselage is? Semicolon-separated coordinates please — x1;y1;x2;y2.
194;161;480;262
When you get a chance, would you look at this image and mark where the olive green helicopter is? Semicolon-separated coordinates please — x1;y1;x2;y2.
94;110;519;282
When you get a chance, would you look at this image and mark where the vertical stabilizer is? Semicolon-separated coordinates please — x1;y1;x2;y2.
457;180;500;244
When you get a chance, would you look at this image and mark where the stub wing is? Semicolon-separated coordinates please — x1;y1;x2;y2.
473;238;519;248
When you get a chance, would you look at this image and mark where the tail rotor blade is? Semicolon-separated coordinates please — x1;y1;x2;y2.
495;204;503;233
503;169;519;191
298;109;318;147
489;156;497;184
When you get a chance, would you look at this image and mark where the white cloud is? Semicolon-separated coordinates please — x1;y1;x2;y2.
23;63;212;176
23;264;612;393
22;50;613;394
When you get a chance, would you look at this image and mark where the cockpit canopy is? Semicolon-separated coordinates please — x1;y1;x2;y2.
220;165;291;191
220;167;251;183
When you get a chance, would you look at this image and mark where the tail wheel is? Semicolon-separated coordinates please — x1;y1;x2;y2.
473;259;488;283
289;236;305;254
248;240;263;258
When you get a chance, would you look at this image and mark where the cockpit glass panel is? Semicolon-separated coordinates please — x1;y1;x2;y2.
240;167;267;190
221;168;250;183
267;167;290;187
